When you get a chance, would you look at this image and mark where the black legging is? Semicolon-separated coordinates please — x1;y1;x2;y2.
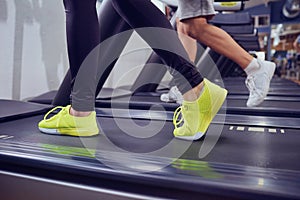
54;0;203;111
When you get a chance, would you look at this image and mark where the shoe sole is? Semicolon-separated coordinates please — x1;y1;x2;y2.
175;88;228;141
175;131;206;141
39;127;99;137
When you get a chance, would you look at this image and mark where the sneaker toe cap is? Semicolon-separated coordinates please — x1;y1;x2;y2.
38;120;46;128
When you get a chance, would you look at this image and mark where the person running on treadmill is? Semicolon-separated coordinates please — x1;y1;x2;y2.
38;0;228;141
161;0;276;107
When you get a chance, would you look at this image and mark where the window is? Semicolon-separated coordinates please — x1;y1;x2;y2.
254;15;270;27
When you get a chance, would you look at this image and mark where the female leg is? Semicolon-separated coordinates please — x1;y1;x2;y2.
39;0;227;140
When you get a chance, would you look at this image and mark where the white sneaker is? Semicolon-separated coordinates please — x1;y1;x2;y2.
245;60;276;107
160;86;183;104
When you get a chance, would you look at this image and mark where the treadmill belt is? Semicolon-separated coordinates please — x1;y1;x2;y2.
1;115;300;171
0;100;52;122
226;99;300;117
226;85;300;92
95;95;300;118
227;98;300;108
222;77;299;86
229;89;300;97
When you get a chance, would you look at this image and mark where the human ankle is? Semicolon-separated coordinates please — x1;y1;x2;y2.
245;58;259;75
183;82;204;102
69;107;92;117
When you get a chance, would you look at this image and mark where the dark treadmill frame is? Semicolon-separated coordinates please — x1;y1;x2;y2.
1;139;300;200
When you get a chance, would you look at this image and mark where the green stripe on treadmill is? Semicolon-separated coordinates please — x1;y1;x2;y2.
41;144;96;158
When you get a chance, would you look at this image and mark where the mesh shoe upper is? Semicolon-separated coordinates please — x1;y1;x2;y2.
38;105;99;137
246;60;276;107
173;79;227;141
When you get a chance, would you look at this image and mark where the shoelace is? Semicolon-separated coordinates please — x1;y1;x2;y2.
43;106;65;121
173;106;184;129
245;75;256;95
246;73;270;98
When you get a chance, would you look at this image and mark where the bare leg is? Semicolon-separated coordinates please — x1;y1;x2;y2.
177;17;253;69
176;19;197;62
182;82;204;101
177;16;276;107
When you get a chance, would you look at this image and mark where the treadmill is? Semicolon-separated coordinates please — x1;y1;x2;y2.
1;100;300;200
2;2;300;199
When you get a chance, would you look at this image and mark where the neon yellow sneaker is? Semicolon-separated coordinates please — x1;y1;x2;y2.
38;105;99;137
173;79;227;141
